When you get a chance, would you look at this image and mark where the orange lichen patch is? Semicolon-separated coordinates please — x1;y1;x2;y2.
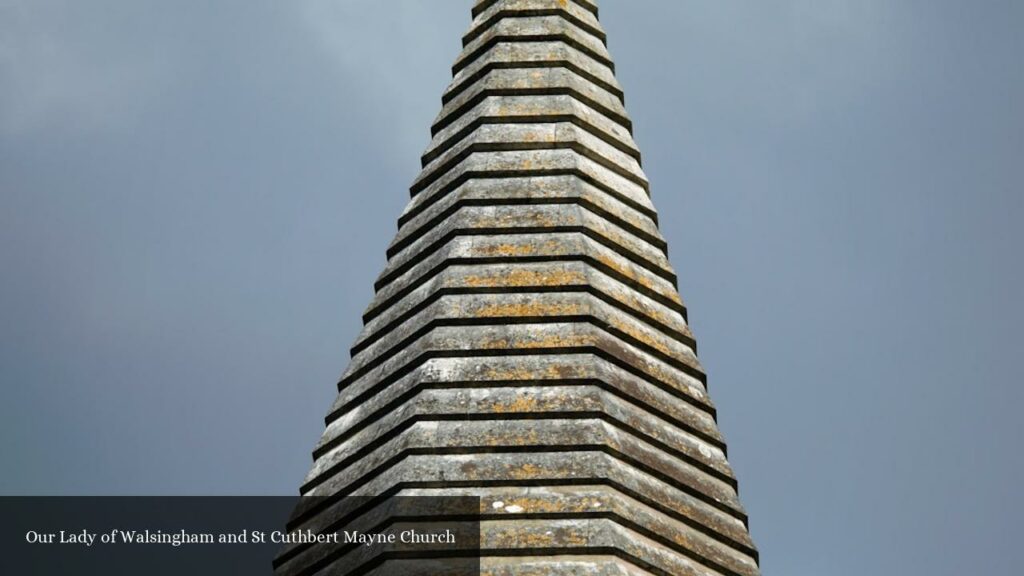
595;251;640;281
485;524;589;549
483;366;540;381
509;463;543;480
485;528;545;548
474;301;585;318
508;428;541;446
462;268;587;288
481;338;511;350
491;394;540;414
482;362;586;382
577;495;609;512
504;332;591;350
477;332;590;350
551;362;589;379
595;251;641;283
493;495;607;516
473;242;540;257
672;532;696;548
541;496;579;514
552;527;589;547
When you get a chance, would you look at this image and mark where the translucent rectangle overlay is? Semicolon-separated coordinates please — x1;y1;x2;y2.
0;496;481;575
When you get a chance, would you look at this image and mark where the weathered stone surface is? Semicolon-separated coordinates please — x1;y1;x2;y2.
304;418;743;514
353;285;693;358
368;232;681;316
433;67;630;136
478;519;734;576
381;204;671;286
389;176;661;257
454;15;613;75
313;385;732;484
337;323;708;408
473;0;599;20
321;354;722;455
412;122;648;195
445;41;622;105
356;262;689;354
424;95;639;167
399;485;758;576
276;1;759;574
468;0;603;48
346;293;699;393
289;452;754;558
404;148;652;218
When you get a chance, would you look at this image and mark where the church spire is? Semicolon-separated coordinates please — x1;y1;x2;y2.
276;1;759;574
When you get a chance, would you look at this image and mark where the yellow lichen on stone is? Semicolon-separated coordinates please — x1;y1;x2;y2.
461;267;586;288
482;361;588;382
475;242;538;257
519;332;590;350
474;301;584;318
509;463;543;480
481;338;511;349
483;365;538;381
492;393;540;413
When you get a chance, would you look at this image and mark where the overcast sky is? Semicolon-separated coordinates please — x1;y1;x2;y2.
2;1;1022;574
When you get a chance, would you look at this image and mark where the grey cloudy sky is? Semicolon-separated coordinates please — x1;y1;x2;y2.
1;1;1021;574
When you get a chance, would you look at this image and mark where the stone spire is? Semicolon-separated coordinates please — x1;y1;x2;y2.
276;1;760;574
